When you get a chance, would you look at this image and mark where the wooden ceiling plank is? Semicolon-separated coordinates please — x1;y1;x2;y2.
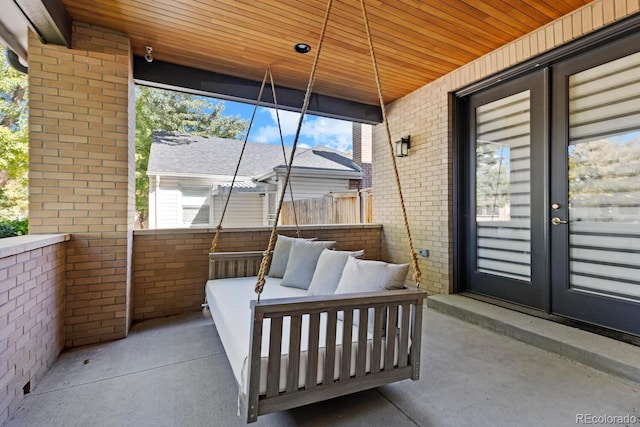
69;1;453;92
67;0;478;71
61;0;595;107
468;1;547;33
369;0;515;47
67;0;318;47
343;1;497;57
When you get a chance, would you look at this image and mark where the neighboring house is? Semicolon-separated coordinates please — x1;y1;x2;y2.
147;131;362;228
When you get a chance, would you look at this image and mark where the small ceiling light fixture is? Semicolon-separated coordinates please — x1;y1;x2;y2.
144;46;154;63
294;43;311;54
395;135;411;157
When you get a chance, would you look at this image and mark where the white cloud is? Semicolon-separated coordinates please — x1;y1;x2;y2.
251;108;353;153
250;124;280;144
302;116;353;152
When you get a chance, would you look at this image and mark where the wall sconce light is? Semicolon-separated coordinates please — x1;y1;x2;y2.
395;136;410;157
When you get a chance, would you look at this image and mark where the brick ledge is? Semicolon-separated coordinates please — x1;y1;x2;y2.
0;233;71;258
133;223;383;236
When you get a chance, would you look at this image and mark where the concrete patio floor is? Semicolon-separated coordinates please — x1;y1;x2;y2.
4;302;639;427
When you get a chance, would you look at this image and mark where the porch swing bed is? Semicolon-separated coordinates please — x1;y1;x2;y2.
206;247;426;423
204;0;427;422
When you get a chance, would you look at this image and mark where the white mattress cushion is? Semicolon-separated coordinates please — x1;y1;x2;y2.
206;276;394;396
206;276;305;387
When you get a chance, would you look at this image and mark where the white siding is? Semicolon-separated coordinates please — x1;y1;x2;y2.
154;180;180;229
213;193;264;227
285;176;351;200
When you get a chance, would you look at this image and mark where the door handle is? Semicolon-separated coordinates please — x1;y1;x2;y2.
551;217;568;225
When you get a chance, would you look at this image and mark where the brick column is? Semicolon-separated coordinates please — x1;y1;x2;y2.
28;23;135;347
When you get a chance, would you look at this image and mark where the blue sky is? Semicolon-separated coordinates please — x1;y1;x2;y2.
218;99;354;153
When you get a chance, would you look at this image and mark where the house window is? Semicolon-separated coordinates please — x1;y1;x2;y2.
266;192;277;225
180;186;211;226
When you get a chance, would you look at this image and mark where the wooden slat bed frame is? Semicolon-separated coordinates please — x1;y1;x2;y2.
209;251;427;423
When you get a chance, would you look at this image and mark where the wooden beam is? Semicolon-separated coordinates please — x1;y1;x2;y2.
14;0;71;47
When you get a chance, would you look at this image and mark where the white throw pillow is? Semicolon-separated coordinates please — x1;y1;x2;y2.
335;257;409;294
267;235;313;278
334;257;409;330
280;240;336;290
307;249;365;296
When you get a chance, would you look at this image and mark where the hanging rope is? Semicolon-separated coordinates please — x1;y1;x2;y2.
267;65;302;238
210;69;269;253
359;0;422;287
255;0;334;298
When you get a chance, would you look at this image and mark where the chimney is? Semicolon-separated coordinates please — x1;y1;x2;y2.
352;122;362;166
352;123;373;189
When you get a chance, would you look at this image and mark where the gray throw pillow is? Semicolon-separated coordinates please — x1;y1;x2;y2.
280;240;336;290
307;249;365;296
267;235;311;278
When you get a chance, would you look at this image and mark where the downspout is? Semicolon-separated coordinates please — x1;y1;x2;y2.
6;49;27;74
154;175;160;229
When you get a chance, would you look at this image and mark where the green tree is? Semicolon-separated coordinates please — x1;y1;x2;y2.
135;86;248;227
0;46;29;223
569;135;640;221
476;141;510;217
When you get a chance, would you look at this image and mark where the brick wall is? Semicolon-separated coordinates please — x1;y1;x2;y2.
0;238;67;425
132;225;382;321
28;23;134;347
372;0;640;295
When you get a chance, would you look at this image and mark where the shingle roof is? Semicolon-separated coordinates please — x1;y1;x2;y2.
147;131;361;177
285;146;361;172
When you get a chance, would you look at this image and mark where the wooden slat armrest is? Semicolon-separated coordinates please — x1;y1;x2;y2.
209;251;270;280
250;288;427;317
209;251;266;260
245;287;427;423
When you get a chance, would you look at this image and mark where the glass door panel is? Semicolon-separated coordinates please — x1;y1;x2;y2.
567;51;640;302
476;91;532;282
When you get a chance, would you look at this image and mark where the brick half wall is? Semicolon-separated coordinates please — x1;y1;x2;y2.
0;236;68;425
132;225;382;321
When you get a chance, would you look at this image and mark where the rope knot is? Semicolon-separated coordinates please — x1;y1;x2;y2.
255;276;266;296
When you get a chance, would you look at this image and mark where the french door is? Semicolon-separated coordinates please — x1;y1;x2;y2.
550;39;640;335
462;33;640;336
464;70;549;310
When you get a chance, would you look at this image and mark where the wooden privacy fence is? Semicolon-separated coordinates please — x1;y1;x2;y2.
281;189;373;225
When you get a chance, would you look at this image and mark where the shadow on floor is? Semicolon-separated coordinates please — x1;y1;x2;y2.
4;308;639;427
